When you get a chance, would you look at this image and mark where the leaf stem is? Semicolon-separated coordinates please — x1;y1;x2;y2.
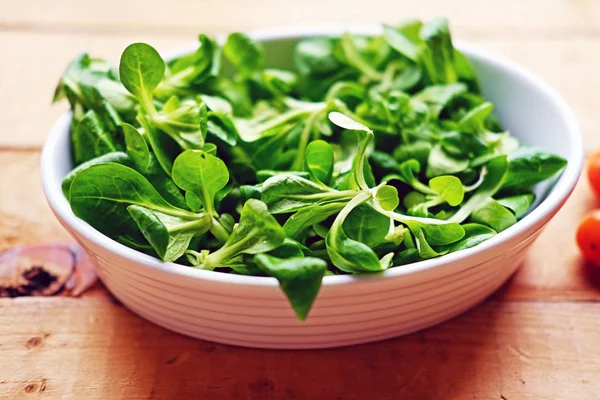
291;109;325;171
355;132;373;191
210;217;231;244
167;214;211;234
371;202;451;226
203;227;256;269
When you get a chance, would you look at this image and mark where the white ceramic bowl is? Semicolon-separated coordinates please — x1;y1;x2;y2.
41;27;583;349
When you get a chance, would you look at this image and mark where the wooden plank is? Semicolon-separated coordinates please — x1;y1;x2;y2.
1;0;599;34
0;298;598;399
0;152;70;251
1;32;599;151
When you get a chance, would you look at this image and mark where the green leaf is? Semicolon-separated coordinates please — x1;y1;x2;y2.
375;185;399;211
254;254;326;321
223;33;264;77
202;95;233;114
393;141;432;166
328;111;372;132
262;68;298;96
429;175;464;206
449;155;508;223
69;163;191;236
128;205;210;262
172;150;229;215
426;144;469;178
448;223;496;252
305;140;334;185
502;147;567;191
152;97;205;150
269;238;306;259
137;111;179;177
61;152;131;198
458;102;494;133
404;221;447;259
261;174;352;214
419;17;458;84
122;123;150;173
340;33;383;81
294;38;340;76
343;204;390;247
497;194;535;219
119;43;165;111
156;34;219;98
471;198;517;232
421;223;465;246
283;202;346;239
203;199;285;269
72;110;120;165
414;83;467;118
326;193;385;273
142;153;188;210
382;24;420;61
185;191;203;212
207;111;238;146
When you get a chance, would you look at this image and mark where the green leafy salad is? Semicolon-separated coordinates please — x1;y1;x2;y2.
54;17;567;320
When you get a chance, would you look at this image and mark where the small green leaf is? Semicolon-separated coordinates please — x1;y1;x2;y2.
422;223;465;246
203;199;285;269
223;33;264;77
119;43;165;106
128;205;208;262
122;123;150;173
172;150;229;215
185;191;203;212
375;185;399;211
72;110;119;165
447;223;497;252
283;202;346;239
382;24;419;61
449;155;508;224
497;194;535;219
326;193;384;273
305;140;334;185
426;144;469;178
328;112;372;132
343;204;390;247
254;254;326;321
471;198;517;232
429;175;464;206
261;174;352;214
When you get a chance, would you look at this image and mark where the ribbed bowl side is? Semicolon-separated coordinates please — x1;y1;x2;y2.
71;228;541;349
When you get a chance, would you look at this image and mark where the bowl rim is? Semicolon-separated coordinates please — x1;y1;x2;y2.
41;25;584;288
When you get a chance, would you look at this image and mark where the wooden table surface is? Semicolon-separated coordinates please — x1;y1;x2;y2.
2;1;600;398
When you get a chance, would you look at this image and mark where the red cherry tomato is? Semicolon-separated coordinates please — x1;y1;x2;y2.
587;151;600;198
577;210;600;267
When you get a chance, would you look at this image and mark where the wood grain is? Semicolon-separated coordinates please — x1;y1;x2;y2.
0;298;598;399
0;151;70;250
2;0;599;34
